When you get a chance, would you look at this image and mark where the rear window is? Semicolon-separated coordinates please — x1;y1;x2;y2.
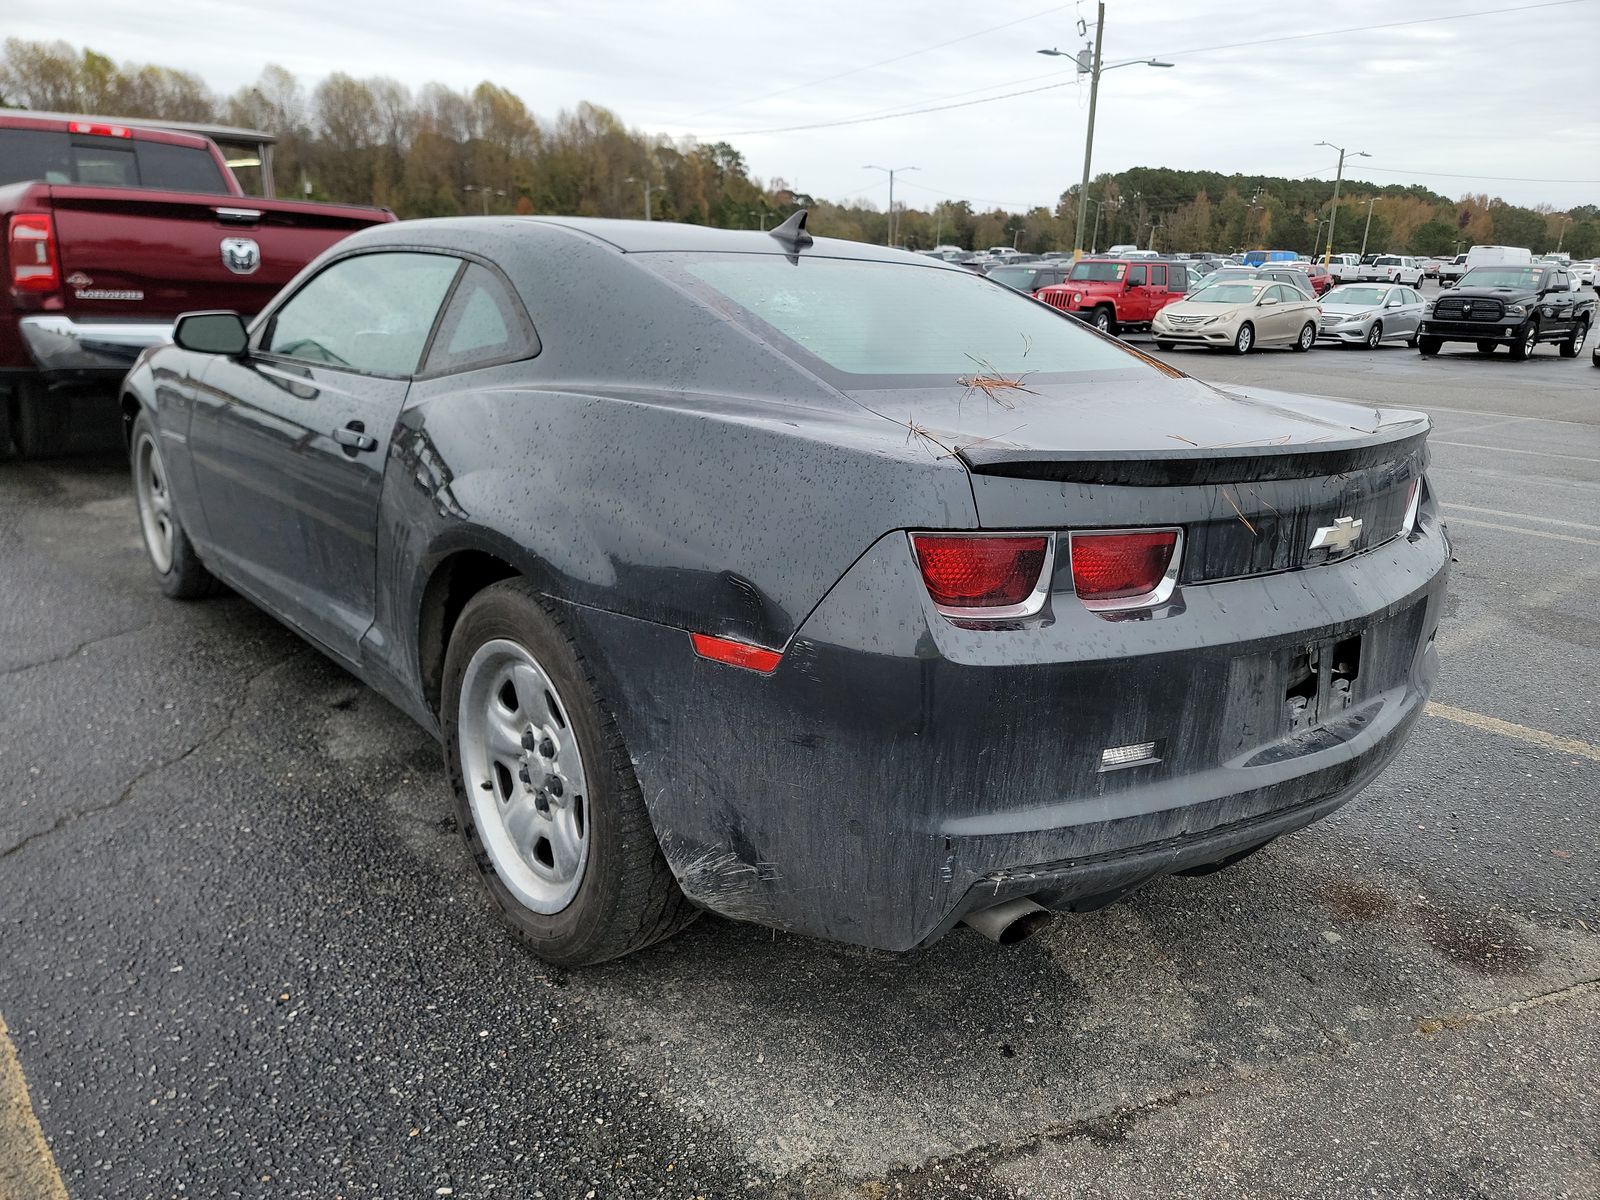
671;255;1142;379
0;127;227;192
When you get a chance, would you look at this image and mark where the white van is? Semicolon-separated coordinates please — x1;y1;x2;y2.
1465;245;1532;269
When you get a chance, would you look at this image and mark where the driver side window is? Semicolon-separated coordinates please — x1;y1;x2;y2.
264;252;463;376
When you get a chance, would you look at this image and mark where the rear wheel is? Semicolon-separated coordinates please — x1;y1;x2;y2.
130;410;222;599
1232;322;1255;355
1365;321;1383;350
1508;321;1538;361
1559;315;1589;358
1293;322;1315;352
442;579;697;966
1091;306;1116;335
1417;335;1442;356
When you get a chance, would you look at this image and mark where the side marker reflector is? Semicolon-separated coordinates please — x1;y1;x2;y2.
690;633;782;674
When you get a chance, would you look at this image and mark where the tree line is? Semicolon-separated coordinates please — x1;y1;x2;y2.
2;39;1595;260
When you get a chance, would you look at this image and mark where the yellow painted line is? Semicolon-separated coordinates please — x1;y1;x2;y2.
1441;501;1600;533
1426;702;1600;762
0;1014;69;1200
1443;516;1600;548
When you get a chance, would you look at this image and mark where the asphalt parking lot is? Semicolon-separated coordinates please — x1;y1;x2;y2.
1;325;1596;1199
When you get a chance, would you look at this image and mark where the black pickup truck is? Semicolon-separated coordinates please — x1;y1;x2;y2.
1417;263;1593;360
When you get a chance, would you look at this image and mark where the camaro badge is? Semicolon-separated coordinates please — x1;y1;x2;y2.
220;237;261;275
1310;515;1363;554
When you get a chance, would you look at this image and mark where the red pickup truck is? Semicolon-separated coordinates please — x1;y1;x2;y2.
1;111;393;457
1035;257;1190;335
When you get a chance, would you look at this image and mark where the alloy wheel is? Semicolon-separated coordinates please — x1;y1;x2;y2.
133;430;175;574
1367;322;1382;350
459;638;590;914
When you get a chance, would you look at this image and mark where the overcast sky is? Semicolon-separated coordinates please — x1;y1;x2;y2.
12;0;1599;210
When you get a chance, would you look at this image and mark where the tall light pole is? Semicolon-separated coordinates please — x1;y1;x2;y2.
625;175;656;220
864;164;917;246
1358;196;1377;258
463;184;506;215
1040;6;1173;262
1315;141;1370;264
1554;214;1573;253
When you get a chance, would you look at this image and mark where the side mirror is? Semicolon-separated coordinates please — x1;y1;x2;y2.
1387;298;1403;308
173;311;249;355
1440;279;1454;288
1259;296;1279;306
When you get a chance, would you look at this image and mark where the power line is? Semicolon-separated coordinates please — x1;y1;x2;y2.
1346;165;1600;185
674;3;1073;121
707;0;1590;138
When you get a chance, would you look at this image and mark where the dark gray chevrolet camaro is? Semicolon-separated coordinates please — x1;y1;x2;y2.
121;213;1449;964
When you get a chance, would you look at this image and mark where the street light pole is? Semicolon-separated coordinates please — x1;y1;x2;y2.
1315;141;1370;264
864;164;917;246
625;176;656;220
1040;11;1173;262
1555;214;1572;253
1359;197;1377;258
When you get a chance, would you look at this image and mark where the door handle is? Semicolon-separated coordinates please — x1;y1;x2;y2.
334;421;378;454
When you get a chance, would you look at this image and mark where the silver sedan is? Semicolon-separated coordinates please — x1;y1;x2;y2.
1316;283;1425;349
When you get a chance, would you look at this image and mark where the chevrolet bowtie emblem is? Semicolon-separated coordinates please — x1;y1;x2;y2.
1310;515;1364;554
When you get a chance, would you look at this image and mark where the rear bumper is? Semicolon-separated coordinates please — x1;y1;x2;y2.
17;315;174;377
566;509;1451;952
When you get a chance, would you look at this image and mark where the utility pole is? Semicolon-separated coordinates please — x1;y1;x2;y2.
1315;141;1370;264
1039;9;1173;262
1555;214;1572;253
864;164;917;246
1359;197;1377;257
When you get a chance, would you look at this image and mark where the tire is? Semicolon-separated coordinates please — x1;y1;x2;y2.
1417;335;1442;355
1508;321;1538;361
441;579;698;966
1365;321;1383;350
1154;340;1175;351
12;380;123;459
1559;316;1589;358
1091;307;1116;335
1232;322;1254;355
129;410;223;600
1406;332;1418;348
1293;322;1315;352
1476;340;1499;354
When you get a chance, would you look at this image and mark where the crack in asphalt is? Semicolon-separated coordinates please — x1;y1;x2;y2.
0;651;301;862
0;620;159;679
854;972;1600;1191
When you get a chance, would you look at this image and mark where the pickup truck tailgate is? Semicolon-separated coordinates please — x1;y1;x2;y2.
46;186;389;318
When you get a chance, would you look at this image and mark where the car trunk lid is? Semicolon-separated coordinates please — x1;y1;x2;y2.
851;374;1428;583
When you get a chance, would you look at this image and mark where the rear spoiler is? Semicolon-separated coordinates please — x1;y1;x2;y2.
958;421;1429;487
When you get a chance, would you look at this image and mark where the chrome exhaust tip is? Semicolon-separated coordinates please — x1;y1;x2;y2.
960;897;1054;945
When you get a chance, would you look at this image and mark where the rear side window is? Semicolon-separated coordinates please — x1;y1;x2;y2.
1127;265;1148;286
1149;264;1167;288
0;129;71;185
1167;264;1186;292
134;141;228;193
423;263;540;375
264;252;462;376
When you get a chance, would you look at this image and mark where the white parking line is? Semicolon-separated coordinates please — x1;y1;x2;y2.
1419;405;1599;429
1440;502;1600;533
1444;516;1600;547
1426;703;1600;762
1433;441;1600;466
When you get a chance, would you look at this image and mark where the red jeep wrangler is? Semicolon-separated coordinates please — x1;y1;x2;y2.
1035;258;1189;335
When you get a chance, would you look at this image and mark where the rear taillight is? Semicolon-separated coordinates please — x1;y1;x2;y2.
9;214;60;293
1069;529;1181;607
911;534;1051;617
